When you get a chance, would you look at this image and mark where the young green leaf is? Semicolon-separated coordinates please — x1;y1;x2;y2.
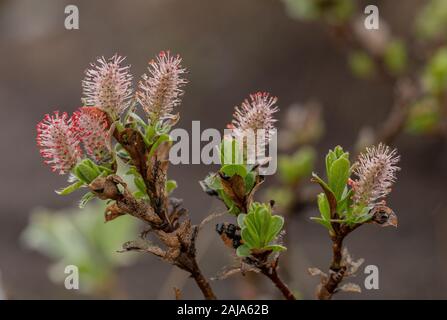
310;217;332;230
56;181;84;195
73;160;101;184
148;134;171;159
238;203;286;256
166;180;177;194
79;192;95;209
244;171;256;194
236;244;251;257
241;225;260;248
311;173;337;216
265;215;284;245
220;164;247;178
264;244;286;252
237;213;247;229
328;156;350;201
217;189;240;215
317;193;331;222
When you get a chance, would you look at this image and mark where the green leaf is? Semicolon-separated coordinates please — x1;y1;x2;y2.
244;171;256;193
242;214;261;247
115;121;125;132
236;244;251;257
203;173;222;191
239;202;285;255
237;214;247;229
334;145;347;158
126;167;146;194
310;217;332;230
311;173;335;199
166;180;177;194
148;134;171;159
325;146;348;177
84;159;101;174
255;205;271;247
79;192;95;209
311;173;337;219
265;215;284;244
73;160;101;184
325;150;337;177
241;226;259;248
56;181;84;195
97;165;114;175
115;143;130;161
264;244;287;252
220;164;247;178
133;190;147;199
337;189;353;215
127;111;147;127
317;193;330;222
217;190;240;215
328;156;350;201
134;177;146;194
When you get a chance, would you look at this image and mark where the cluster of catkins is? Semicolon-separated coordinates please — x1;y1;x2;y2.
36;52;187;174
36;51;281;176
36;49;400;231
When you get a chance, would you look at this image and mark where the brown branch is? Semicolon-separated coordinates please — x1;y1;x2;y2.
94;121;217;300
259;259;296;300
214;172;296;299
190;260;217;300
316;217;391;300
316;225;354;300
220;173;296;300
113;127;172;230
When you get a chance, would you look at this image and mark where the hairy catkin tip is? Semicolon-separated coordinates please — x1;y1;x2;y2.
352;143;400;207
82;54;133;118
36;111;82;174
72;107;111;163
232;92;279;137
136;51;187;123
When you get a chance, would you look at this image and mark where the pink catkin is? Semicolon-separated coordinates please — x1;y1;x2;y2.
352;143;400;207
72;107;111;163
137;51;187;123
82;55;133;118
36;111;82;174
232;92;279;140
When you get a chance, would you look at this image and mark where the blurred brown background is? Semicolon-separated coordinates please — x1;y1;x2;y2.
0;0;446;299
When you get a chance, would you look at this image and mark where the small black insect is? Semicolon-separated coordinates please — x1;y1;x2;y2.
216;223;243;249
